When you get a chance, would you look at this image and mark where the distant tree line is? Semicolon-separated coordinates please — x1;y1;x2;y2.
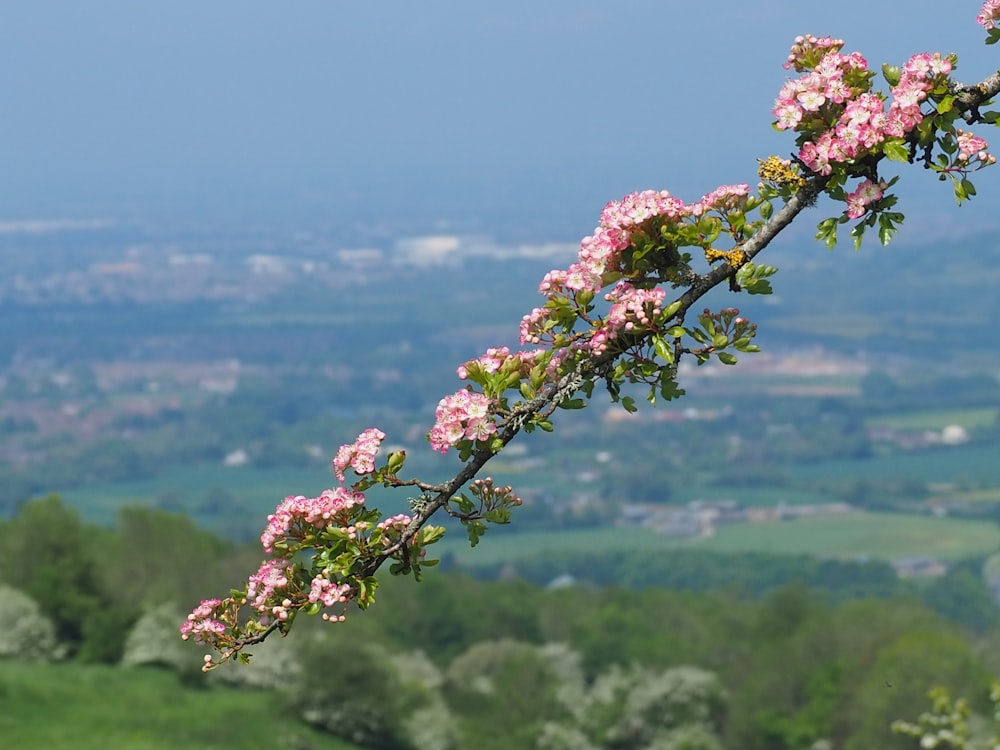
2;495;999;749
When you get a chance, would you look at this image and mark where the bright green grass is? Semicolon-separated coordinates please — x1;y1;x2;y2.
696;512;1000;560
440;511;1000;566
868;407;998;431
0;661;359;750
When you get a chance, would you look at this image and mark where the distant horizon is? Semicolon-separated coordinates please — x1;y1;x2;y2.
5;2;1000;240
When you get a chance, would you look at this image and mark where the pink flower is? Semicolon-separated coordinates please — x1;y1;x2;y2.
458;347;511;379
979;0;1000;30
180;599;226;644
538;269;567;294
699;184;751;212
845;179;884;219
332;427;386;482
375;513;413;545
774;102;802;129
797;89;826;112
246;559;293;614
957;129;990;160
308;576;352;608
520;307;549;345
429;389;496;453
260;487;365;553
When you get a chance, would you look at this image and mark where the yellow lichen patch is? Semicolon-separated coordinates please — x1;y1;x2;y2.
704;246;747;268
757;155;806;189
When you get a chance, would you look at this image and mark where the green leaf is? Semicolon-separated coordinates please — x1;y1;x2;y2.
558;398;586;410
745;279;773;295
455;495;474;514
662;299;683;318
717;352;738;365
652;335;673;363
711;333;729;349
936;95;955;114
421;525;446;545
689;328;709;344
465;520;487;547
954;178;968;204
759;200;773;220
878;221;895;246
665;326;686;338
658;378;685;401
882;139;910;163
621;396;638;413
816;218;838;249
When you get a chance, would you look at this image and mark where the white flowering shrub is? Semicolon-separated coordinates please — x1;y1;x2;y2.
121;602;200;672
541;663;727;750
0;584;63;662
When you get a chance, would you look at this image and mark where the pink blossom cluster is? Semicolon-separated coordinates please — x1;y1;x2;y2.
699;184;752;212
588;282;667;355
375;513;413;545
979;0;1000;30
521;185;749;348
332;427;386;482
956;129;995;166
845;179;885;219
457;346;549;382
520;307;549;345
599;190;688;229
776;45;954;176
246;558;293;621
563;226;631;293
377;513;413;531
308;574;352;610
783;34;846;73
180;598;226;644
457;346;511;378
429;389;495;453
260;487;366;553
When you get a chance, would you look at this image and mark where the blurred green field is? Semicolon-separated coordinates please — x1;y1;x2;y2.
791;442;1000;484
440;525;669;565
0;661;358;750
59;464;338;526
439;510;1000;566
868;407;998;431
944;488;1000;503
697;512;1000;560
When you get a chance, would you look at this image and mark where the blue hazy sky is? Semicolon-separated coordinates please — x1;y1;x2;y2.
2;1;998;236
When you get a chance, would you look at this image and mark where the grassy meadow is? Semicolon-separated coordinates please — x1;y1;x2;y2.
0;661;358;750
